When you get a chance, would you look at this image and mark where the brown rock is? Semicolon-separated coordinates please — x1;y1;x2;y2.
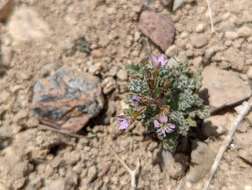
202;66;251;112
32;67;104;133
139;10;175;52
0;0;14;22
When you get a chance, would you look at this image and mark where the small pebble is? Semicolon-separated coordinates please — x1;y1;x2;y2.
186;50;194;58
247;67;252;79
225;40;232;47
102;77;116;94
116;69;128;80
238;26;252;38
195;23;205;33
165;45;178;57
180;32;188;39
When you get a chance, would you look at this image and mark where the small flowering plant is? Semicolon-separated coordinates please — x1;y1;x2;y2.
117;54;209;152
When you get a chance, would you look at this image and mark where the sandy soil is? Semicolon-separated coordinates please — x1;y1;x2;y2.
0;0;252;189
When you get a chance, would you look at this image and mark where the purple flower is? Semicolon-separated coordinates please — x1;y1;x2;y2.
153;115;176;138
159;114;168;123
117;115;130;130
131;95;141;106
150;54;168;68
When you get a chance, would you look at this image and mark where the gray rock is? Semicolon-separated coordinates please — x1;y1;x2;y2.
202;66;251;112
139;10;176;52
191;34;208;48
32;67;104;133
187;141;216;183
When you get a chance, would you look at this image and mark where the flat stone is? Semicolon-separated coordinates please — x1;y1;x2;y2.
202;66;251;112
139;10;175;52
32;67;104;133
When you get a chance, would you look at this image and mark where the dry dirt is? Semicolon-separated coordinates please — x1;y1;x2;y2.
0;0;252;190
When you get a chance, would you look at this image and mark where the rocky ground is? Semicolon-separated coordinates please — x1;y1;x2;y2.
0;0;252;189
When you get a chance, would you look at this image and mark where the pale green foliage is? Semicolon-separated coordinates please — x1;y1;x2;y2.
124;56;209;152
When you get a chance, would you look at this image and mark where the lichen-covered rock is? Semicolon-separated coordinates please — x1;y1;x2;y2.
32;67;104;133
139;10;175;52
202;66;251;112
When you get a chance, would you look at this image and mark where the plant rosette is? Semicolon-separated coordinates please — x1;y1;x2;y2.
116;54;209;152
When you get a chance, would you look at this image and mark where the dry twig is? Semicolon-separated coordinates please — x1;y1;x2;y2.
113;150;141;190
206;0;215;33
203;100;252;190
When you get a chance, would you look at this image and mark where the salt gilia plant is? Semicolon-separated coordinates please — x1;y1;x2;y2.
117;54;209;152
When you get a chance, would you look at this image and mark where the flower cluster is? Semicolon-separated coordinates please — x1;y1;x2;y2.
117;54;209;152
